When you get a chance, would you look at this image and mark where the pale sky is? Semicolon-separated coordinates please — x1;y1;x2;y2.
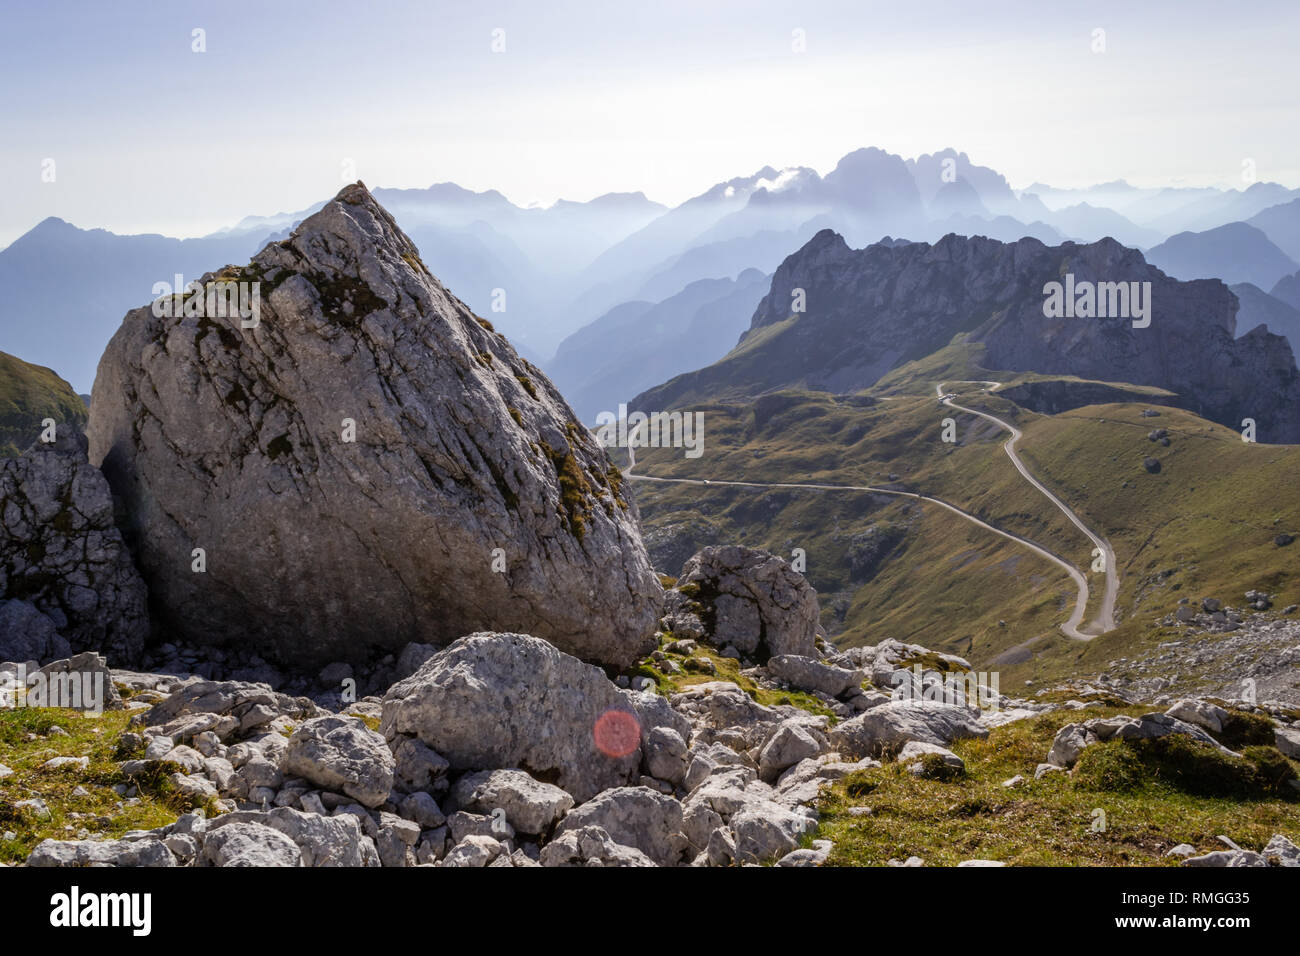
2;0;1298;246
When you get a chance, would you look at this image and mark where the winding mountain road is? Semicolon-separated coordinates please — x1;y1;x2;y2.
622;384;1119;641
937;382;1117;634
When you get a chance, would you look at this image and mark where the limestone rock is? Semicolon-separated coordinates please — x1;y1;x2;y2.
199;821;302;867
205;807;378;866
29;651;122;711
283;715;395;808
27;837;174;867
1165;698;1227;733
141;679;318;742
730;802;819;863
767;654;861;698
757;720;826;780
382;632;666;801
448;769;574;835
1274;726;1300;759
441;834;505;868
87;183;660;670
555;786;684;866
643;726;689;786
830;701;988;759
0;601;70;665
776;839;833;867
899;740;965;776
539;825;657;867
1047;711;1242;768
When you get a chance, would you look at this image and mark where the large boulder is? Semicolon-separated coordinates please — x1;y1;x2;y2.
0;429;148;661
674;546;819;660
87;183;660;670
381;632;668;801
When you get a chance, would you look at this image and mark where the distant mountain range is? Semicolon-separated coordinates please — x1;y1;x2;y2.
548;269;770;422
4;146;1300;411
1146;222;1300;289
1231;282;1300;347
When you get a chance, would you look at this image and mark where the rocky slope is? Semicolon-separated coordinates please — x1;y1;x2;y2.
633;230;1300;442
5;555;1296;868
87;183;660;670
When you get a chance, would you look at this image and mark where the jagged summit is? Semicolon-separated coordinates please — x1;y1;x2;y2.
633;230;1300;442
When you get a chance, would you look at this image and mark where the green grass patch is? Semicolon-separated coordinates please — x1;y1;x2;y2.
816;706;1300;866
0;708;205;864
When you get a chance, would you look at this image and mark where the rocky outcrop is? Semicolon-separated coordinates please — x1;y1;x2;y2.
633;231;1300;442
87;183;660;670
1045;712;1241;768
996;379;1179;416
669;546;819;661
0;429;148;662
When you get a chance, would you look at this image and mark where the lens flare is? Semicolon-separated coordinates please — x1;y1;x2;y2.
593;709;640;758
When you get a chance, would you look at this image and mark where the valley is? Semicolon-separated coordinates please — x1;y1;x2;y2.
629;355;1300;691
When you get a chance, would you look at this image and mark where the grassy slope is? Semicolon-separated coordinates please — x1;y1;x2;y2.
0;706;209;864
816;704;1300;866
0;350;87;456
630;344;1300;685
633;388;1089;670
1010;402;1300;686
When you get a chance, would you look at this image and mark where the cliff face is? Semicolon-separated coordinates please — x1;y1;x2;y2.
634;230;1300;442
0;428;149;662
88;183;661;669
